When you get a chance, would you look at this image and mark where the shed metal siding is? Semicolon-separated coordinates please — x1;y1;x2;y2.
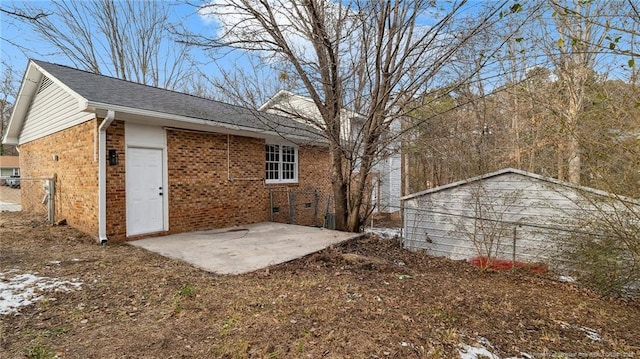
403;172;635;265
19;78;99;144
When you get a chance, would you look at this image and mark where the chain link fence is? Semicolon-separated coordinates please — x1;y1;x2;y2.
269;188;334;228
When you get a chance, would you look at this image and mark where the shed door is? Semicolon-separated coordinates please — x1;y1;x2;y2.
127;147;164;236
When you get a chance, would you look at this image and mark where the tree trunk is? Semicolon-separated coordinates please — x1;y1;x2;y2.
567;135;581;184
329;143;349;231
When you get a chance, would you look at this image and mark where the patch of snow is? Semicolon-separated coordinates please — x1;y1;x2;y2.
458;343;500;359
558;275;576;283
0;270;82;315
579;326;601;341
458;337;534;359
365;227;401;239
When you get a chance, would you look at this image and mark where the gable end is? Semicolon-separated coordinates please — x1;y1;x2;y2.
19;76;95;144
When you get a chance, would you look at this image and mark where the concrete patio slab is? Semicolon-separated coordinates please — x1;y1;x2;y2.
129;222;362;274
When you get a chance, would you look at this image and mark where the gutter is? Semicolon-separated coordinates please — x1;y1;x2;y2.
97;110;115;245
85;101;326;146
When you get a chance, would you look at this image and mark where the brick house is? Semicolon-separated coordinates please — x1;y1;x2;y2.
260;90;403;216
2;60;331;243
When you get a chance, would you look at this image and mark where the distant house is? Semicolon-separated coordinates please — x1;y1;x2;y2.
0;155;19;178
2;60;332;243
402;168;640;266
260;90;402;215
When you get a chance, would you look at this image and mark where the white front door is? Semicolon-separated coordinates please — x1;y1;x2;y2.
127;147;164;236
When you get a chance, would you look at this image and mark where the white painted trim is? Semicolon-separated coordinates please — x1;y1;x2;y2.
264;143;298;184
162;132;169;233
98;110;115;244
31;61;89;112
3;63;42;145
87;101;322;145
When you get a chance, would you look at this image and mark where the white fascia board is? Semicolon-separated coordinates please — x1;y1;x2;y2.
86;101;326;146
2;63;41;145
2;60;90;145
31;61;89;114
258;90;295;111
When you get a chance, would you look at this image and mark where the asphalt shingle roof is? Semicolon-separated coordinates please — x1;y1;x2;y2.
33;60;324;141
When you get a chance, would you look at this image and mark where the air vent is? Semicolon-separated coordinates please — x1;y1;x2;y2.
37;76;54;94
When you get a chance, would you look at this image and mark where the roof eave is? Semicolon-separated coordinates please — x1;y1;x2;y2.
402;167;640;205
2;62;41;145
2;60;89;146
87;101;326;146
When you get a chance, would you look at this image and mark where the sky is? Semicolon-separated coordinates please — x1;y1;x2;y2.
0;1;218;97
0;1;636;106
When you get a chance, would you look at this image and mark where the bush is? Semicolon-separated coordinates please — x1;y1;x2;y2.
561;201;640;298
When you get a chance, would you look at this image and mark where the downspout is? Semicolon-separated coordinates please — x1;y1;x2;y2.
98;110;115;245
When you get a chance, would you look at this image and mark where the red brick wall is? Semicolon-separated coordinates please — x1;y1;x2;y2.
166;130;332;234
105;120;126;240
20;120;332;242
19;120;99;236
266;145;332;226
166;130;268;232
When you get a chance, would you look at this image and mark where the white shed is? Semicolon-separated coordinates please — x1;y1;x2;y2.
402;168;640;266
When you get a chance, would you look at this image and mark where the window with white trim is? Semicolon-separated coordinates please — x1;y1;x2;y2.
265;144;298;183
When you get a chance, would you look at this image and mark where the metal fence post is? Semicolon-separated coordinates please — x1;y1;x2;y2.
47;178;55;224
269;189;273;222
288;189;296;224
313;190;319;227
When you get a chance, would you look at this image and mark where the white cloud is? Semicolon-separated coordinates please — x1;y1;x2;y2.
198;0;323;63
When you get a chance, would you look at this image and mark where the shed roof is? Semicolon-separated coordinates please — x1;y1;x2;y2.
401;168;640;205
4;60;325;145
0;156;19;168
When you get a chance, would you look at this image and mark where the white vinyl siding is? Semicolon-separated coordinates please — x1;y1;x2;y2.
19;76;95;144
376;154;402;213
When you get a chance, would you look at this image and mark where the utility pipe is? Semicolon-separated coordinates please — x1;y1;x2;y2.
98;110;115;245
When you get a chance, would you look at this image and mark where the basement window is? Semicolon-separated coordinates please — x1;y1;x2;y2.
265;144;298;184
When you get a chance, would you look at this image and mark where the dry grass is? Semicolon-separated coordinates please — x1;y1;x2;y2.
1;211;639;358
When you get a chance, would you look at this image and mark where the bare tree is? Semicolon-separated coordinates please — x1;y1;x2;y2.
0;63;18;155
15;0;195;89
0;7;48;20
185;0;523;232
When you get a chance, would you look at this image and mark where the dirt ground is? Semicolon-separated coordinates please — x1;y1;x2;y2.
1;211;639;358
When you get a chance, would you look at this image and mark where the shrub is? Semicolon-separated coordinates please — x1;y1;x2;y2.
561;200;640;297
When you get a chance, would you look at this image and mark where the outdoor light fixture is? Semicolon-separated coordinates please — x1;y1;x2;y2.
108;149;118;165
